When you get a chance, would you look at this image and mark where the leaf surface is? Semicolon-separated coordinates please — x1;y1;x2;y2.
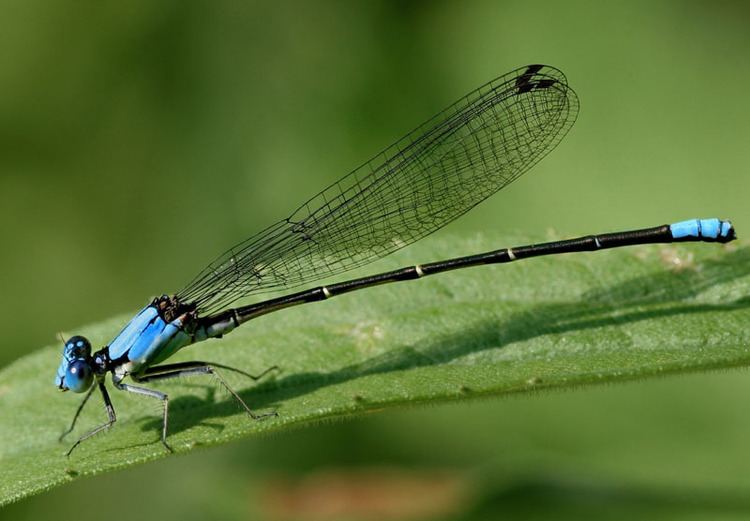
1;234;748;505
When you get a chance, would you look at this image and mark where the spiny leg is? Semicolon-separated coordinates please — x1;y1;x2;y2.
66;382;116;457
134;361;278;420
112;378;172;452
141;361;279;382
60;383;95;442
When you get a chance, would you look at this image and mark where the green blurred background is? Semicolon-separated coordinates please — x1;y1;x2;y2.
2;1;750;519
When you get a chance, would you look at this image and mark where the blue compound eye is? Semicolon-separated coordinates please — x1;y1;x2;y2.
65;360;93;393
65;335;91;359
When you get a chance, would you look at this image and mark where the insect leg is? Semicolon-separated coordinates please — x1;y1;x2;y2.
134;361;277;420
112;377;172;452
66;381;116;457
59;383;96;441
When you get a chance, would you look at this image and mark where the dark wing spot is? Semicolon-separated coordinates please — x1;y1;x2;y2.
515;64;544;93
516;65;557;94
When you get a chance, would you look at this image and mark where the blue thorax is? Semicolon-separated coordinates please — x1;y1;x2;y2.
56;298;238;391
106;304;194;375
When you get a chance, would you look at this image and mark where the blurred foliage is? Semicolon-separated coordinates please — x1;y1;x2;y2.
1;0;749;519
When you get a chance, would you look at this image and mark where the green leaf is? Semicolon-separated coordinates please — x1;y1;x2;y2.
1;234;748;505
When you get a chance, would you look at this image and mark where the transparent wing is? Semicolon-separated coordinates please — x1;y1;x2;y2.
177;64;579;314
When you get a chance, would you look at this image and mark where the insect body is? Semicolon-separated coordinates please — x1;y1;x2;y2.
54;65;735;455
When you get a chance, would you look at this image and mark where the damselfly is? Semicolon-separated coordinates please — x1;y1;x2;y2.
55;64;735;455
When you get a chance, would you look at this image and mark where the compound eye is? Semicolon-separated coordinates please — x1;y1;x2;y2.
65;360;93;393
65;336;92;359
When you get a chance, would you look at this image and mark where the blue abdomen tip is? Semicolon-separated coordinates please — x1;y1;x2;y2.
670;218;734;241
